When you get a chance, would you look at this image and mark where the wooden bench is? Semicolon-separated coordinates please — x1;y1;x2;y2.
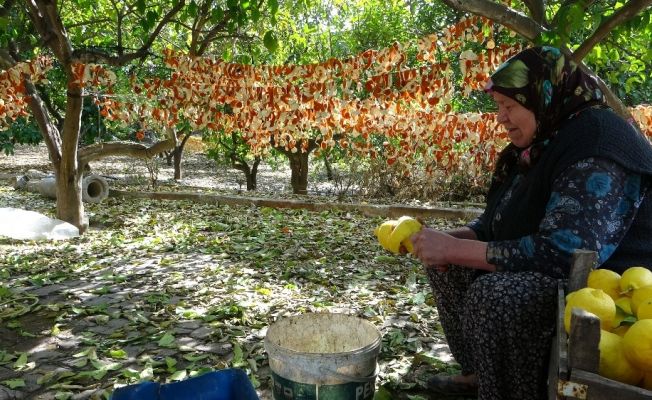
548;250;652;399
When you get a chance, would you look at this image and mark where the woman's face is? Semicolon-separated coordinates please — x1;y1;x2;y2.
492;91;537;148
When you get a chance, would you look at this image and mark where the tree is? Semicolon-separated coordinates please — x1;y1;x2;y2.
438;0;652;120
0;0;278;231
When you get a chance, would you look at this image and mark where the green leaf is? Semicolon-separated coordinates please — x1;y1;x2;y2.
232;343;243;366
182;354;208;362
250;7;260;22
121;368;141;380
158;332;176;347
263;31;278;53
187;1;198;17
13;353;27;370
109;348;128;360
140;364;154;380
267;0;279;14
165;357;177;370
146;10;158;28
1;379;25;389
54;392;73;400
211;7;224;23
136;0;146;13
168;369;187;381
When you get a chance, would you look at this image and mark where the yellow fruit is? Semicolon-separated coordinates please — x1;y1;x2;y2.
637;298;652;320
598;329;644;385
620;267;652;295
612;297;634;332
375;220;397;251
612;325;631;337
401;237;415;254
622;319;652;371
564;287;616;333
631;285;652;315
615;296;633;315
386;216;422;254
587;269;621;300
642;371;652;390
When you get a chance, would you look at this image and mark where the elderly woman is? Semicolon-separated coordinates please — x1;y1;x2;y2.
410;46;652;399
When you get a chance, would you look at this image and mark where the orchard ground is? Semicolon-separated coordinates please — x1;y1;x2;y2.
0;144;477;400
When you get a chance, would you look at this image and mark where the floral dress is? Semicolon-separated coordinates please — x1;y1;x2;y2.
425;157;647;400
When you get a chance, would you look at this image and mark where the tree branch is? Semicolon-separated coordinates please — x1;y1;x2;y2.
24;77;63;167
0;49;16;69
522;0;545;24
439;0;544;41
573;0;652;61
79;139;178;165
72;0;186;66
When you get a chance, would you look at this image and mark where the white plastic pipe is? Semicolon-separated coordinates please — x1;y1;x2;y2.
21;174;109;203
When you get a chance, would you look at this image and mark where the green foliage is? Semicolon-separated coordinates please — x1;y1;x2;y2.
533;2;652;106
79;99;112;145
204;129;254;168
0;118;41;156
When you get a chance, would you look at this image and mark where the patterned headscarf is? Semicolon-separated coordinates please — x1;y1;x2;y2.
485;46;607;180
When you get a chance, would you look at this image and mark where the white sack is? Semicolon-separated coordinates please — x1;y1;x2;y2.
0;207;79;240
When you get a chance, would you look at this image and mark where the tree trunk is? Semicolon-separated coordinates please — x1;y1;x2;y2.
25;71;87;232
323;154;334;181
56;79;87;232
173;133;192;180
173;148;182;180
56;169;86;232
288;151;309;195
246;158;261;191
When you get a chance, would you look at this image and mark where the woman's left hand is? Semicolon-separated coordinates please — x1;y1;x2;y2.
410;227;458;267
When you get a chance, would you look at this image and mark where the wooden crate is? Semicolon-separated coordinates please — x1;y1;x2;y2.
548;250;652;399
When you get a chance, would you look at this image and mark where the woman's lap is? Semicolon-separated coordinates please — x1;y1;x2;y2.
426;267;558;400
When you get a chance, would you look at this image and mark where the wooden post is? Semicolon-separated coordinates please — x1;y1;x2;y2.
568;250;598;293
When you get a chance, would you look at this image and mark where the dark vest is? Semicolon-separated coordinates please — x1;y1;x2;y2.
482;108;652;274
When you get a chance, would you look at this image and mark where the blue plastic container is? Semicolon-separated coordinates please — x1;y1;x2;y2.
111;368;259;400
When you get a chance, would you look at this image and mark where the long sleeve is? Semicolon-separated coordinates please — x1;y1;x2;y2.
486;157;647;278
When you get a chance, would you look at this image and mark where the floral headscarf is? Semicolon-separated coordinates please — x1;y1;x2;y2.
485;46;607;179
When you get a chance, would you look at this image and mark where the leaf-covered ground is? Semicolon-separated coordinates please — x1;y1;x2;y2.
0;148;476;400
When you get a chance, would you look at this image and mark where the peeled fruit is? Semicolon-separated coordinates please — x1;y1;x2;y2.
598;329;644;385
587;269;621;300
385;216;422;254
374;220;397;251
631;285;652;315
620;266;652;295
564;288;616;333
636;298;652;320
622;319;652;371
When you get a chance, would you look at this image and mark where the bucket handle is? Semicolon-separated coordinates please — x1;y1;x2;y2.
317;364;379;383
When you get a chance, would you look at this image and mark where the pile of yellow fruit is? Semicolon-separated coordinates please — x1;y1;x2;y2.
565;266;652;389
373;216;422;254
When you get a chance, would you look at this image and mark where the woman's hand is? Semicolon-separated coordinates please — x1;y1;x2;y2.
410;228;458;267
410;227;495;272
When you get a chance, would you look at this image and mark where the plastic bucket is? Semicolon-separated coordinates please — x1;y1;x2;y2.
264;313;382;400
110;368;259;400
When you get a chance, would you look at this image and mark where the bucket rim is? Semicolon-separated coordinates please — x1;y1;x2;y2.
264;313;382;358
